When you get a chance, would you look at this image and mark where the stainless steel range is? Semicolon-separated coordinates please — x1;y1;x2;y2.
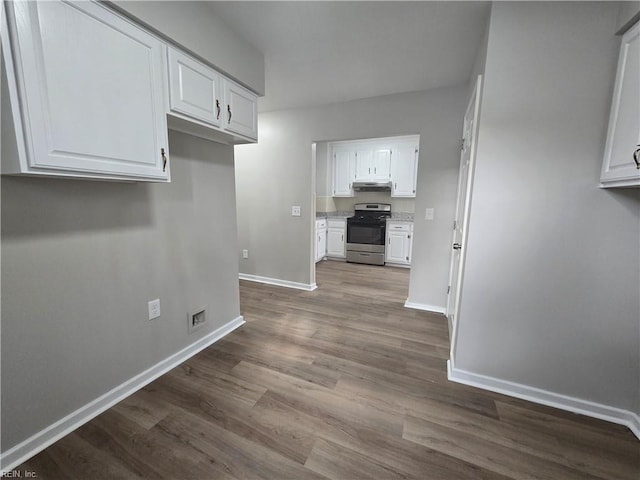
346;203;391;265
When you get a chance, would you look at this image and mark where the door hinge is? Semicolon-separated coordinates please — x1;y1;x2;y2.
453;220;457;230
415;147;419;154
447;285;451;294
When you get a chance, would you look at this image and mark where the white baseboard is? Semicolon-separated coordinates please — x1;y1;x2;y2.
0;316;245;473
404;300;446;315
447;360;640;441
239;273;317;291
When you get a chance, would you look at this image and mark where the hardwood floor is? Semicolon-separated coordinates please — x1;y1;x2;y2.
17;261;640;479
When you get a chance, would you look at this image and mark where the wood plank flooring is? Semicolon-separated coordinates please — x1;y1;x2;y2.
16;261;640;479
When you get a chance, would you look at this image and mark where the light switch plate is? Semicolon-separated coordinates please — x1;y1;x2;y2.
425;208;435;220
292;205;301;217
148;299;161;320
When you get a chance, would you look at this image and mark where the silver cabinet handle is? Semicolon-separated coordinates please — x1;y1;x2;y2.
634;145;640;169
227;105;232;124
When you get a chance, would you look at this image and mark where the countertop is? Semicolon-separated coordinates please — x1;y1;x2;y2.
316;211;414;221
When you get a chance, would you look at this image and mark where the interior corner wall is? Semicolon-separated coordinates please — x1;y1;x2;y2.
1;131;242;452
234;86;466;302
455;1;640;414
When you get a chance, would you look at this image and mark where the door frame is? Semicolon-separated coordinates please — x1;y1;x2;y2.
447;75;482;366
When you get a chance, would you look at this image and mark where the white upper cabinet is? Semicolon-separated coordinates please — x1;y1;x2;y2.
168;47;223;128
600;20;640;188
167;48;258;143
330;135;419;198
332;148;355;197
354;148;391;181
391;143;419;197
224;80;258;141
2;0;170;182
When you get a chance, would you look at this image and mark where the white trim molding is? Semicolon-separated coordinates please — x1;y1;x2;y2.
239;273;317;291
447;361;640;441
0;316;245;474
404;300;446;315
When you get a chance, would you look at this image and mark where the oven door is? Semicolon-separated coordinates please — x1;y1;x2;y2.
347;222;386;247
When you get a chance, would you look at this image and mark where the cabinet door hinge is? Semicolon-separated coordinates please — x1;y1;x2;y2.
461;139;465;151
447;285;451;294
453;220;457;230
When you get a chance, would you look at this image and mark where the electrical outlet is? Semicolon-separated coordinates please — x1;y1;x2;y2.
188;305;208;333
291;205;301;217
242;249;249;259
148;299;161;320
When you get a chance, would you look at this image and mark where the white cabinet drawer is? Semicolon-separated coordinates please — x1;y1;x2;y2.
328;219;345;228
316;219;327;229
387;222;412;232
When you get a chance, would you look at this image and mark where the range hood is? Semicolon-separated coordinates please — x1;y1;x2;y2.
352;181;392;192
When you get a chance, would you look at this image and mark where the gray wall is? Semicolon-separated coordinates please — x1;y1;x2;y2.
235;86;466;306
1;131;242;450
111;1;265;94
455;2;640;414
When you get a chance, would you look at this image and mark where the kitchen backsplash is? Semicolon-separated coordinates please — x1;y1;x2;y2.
328;193;415;213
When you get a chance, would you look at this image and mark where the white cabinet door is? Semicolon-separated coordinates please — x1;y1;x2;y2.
316;228;327;263
386;222;413;265
391;144;419;197
224;80;258;141
332;149;355;196
168;47;222;127
3;1;170;181
327;219;346;258
354;149;373;180
372;148;392;181
354;148;390;181
601;21;640;187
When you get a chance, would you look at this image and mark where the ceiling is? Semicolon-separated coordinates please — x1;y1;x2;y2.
207;1;491;112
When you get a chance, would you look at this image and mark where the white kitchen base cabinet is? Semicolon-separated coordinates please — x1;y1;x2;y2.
315;219;327;263
600;20;640;188
386;221;413;266
2;0;170;182
326;219;346;258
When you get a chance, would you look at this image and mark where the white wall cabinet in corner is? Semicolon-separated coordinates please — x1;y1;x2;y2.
1;0;171;182
600;20;640;188
391;143;419;197
167;47;258;144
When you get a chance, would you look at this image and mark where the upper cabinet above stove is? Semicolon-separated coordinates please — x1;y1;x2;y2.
330;135;420;198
